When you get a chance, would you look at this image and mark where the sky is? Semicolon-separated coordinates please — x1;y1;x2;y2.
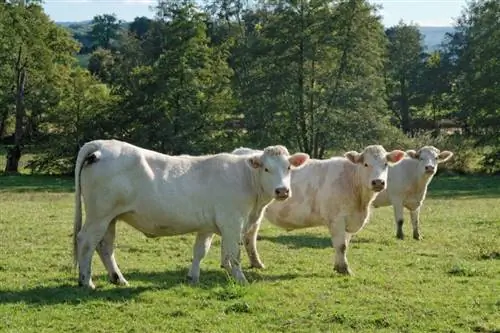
42;0;467;27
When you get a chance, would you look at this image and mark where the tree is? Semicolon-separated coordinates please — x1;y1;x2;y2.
129;16;153;39
0;2;79;173
230;0;393;157
450;0;500;144
89;14;121;50
87;48;115;83
109;0;237;155
385;21;428;135
28;67;118;174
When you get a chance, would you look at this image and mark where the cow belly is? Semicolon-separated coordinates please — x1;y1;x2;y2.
265;209;325;230
118;211;216;237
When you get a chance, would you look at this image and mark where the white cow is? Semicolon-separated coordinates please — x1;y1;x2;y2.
73;139;309;289
372;146;453;240
232;145;405;275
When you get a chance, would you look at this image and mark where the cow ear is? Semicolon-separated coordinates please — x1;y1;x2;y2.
386;150;405;165
247;155;262;169
406;150;419;159
289;153;309;169
344;151;363;164
438;150;453;163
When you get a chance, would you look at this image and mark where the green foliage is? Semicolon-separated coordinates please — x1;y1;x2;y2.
27;67;118;174
107;1;237;155
89;14;122;50
384;21;428;134
227;0;393;157
1;0;498;174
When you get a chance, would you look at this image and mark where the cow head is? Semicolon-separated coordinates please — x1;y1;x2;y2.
247;145;309;201
345;145;405;192
406;146;453;176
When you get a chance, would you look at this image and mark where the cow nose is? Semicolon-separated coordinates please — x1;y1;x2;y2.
275;187;290;199
371;179;385;190
425;165;435;173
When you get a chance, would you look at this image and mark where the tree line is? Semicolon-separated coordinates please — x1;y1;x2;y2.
0;0;498;175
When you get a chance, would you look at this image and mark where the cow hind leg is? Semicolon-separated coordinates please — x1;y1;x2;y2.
187;232;214;284
96;219;128;286
77;216;113;289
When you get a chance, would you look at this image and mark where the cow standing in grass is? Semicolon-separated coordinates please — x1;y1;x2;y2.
73;140;309;289
372;146;453;240
232;145;405;275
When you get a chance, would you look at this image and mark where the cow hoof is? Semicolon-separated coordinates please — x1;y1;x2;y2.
334;264;353;276
110;273;129;286
78;281;96;290
413;233;421;240
250;262;265;269
186;275;199;285
236;278;249;285
396;232;404;240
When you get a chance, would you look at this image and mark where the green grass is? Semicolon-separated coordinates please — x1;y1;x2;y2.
0;175;499;333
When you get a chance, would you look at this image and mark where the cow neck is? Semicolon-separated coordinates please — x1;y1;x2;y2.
408;160;433;194
248;166;273;205
353;164;376;212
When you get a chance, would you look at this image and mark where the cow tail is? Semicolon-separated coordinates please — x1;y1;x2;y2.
73;141;101;270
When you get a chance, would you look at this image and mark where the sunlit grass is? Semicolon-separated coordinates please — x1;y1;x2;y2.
0;174;499;332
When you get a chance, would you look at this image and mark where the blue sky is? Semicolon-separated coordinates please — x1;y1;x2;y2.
42;0;467;27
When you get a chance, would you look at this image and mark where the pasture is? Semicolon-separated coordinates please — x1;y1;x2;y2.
0;174;499;333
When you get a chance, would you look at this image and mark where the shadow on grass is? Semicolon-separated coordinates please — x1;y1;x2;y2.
0;268;304;305
428;175;500;199
259;234;331;249
259;234;379;249
0;174;74;193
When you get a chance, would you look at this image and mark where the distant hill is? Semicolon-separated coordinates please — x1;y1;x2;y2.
418;26;455;51
56;20;92;27
56;20;455;51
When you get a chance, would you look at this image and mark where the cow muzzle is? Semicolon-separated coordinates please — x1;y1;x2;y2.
274;187;290;200
424;165;436;174
371;179;386;192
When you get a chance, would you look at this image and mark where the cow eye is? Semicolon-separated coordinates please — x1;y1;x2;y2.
384;163;388;167
264;168;269;172
287;166;291;170
364;163;368;167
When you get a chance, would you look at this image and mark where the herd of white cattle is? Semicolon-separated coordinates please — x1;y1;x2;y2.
73;139;453;289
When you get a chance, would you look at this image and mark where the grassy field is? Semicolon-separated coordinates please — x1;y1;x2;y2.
0;174;499;333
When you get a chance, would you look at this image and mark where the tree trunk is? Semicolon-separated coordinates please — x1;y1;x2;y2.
297;0;310;155
0;107;9;138
5;46;26;173
399;77;411;135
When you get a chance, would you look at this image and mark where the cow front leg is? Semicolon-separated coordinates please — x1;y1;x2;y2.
329;217;353;275
243;211;266;269
77;217;111;289
393;201;405;240
187;232;214;284
218;218;248;285
410;208;421;240
96;219;128;286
